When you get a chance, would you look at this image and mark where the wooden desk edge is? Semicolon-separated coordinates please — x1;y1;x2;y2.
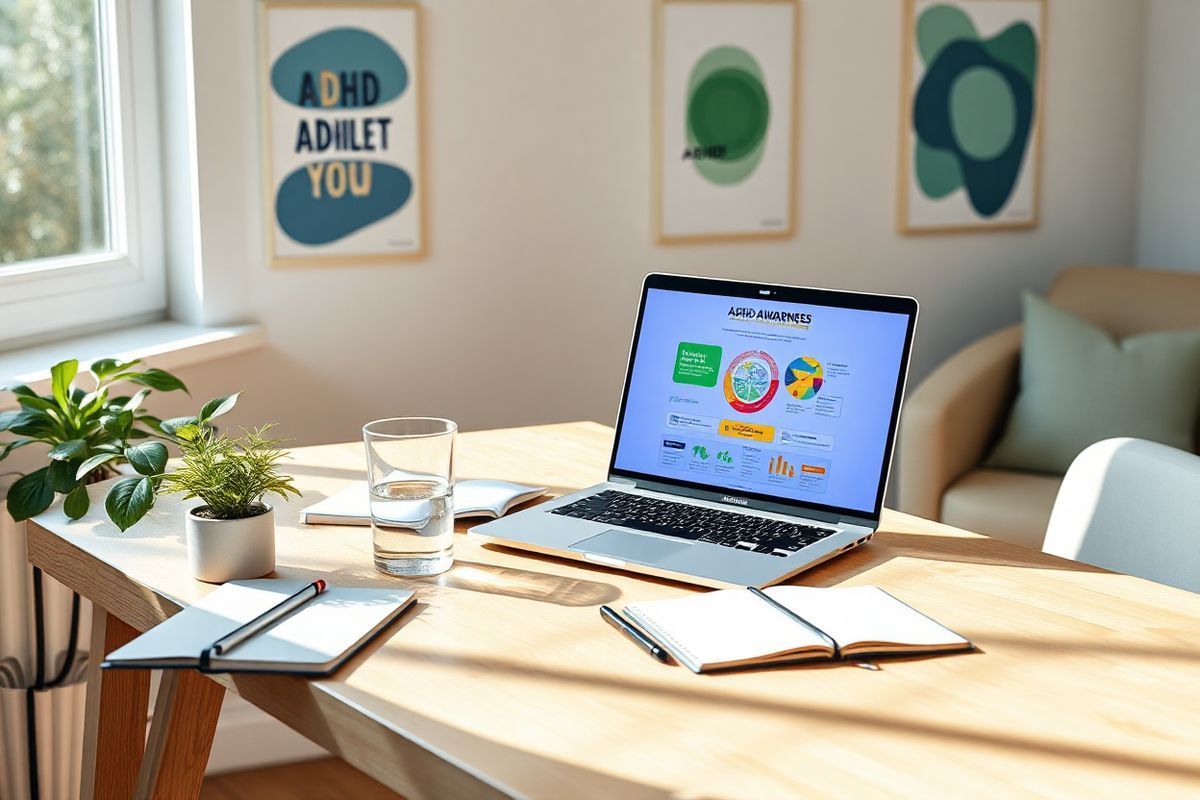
24;518;519;800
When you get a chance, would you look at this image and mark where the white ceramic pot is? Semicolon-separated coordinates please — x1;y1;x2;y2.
186;504;276;583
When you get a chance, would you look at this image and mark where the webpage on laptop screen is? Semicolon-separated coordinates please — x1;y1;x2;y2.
612;288;910;514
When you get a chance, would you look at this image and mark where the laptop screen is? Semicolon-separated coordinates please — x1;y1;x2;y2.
610;278;916;519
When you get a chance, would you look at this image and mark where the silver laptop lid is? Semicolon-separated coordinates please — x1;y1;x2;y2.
608;274;918;525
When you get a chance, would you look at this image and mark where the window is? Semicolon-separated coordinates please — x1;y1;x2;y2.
0;0;165;346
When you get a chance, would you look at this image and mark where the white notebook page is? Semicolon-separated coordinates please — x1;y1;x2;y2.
625;588;828;668
766;585;967;649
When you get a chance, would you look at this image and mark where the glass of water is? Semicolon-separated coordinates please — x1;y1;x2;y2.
362;417;457;577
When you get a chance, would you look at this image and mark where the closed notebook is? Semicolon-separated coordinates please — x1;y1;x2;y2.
103;579;415;676
624;585;971;673
301;479;547;525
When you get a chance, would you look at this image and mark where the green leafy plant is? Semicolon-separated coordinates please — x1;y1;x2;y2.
154;424;300;521
0;357;240;526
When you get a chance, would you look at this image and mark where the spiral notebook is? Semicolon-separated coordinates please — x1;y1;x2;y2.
623;585;971;673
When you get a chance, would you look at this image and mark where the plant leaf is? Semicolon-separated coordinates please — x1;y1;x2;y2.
77;452;120;480
174;423;202;443
15;394;57;412
47;459;80;493
122;369;188;394
64;485;90;520
160;416;198;436
2;409;53;438
123;388;151;412
50;359;79;410
3;384;37;398
0;439;35;461
0;409;41;433
105;476;156;531
7;468;54;521
89;358;140;380
79;388;109;417
125;441;168;476
101;411;134;440
199;392;241;423
48;439;87;461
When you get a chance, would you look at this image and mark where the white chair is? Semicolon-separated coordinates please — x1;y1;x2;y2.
1043;438;1200;593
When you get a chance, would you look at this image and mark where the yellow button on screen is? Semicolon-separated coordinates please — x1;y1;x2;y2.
718;420;775;442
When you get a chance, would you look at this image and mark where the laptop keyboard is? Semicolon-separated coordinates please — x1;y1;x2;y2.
550;490;838;557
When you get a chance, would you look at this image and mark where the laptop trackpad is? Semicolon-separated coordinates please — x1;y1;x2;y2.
569;530;691;565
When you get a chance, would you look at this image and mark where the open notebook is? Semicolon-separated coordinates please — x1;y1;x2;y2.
301;479;546;525
103;580;415;676
623;585;971;673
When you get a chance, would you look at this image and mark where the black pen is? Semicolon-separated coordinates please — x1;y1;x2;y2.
201;579;328;668
600;605;670;663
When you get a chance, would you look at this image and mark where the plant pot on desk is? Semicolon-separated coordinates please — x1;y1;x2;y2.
186;503;276;584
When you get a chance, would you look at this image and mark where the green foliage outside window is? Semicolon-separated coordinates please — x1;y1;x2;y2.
0;0;108;264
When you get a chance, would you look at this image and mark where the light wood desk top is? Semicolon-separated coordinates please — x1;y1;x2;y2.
27;422;1200;799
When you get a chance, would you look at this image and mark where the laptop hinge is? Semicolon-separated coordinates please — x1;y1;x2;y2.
608;476;637;486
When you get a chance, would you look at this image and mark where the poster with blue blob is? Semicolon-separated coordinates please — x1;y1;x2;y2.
654;0;797;243
900;0;1044;233
262;2;424;265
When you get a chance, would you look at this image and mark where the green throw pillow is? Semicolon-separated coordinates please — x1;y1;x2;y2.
985;292;1200;475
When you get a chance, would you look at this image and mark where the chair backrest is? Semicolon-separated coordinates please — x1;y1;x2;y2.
1048;265;1200;338
1044;438;1200;593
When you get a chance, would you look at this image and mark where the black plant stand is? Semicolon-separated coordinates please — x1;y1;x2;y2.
24;566;82;800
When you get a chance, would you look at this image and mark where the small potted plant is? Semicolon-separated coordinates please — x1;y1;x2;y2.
154;424;299;583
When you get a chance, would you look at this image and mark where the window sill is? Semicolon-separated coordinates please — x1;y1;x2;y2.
0;321;265;410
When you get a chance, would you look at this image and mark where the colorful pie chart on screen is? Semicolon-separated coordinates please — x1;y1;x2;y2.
785;356;824;400
723;350;779;413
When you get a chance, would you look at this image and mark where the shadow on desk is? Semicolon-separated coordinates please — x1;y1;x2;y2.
425;560;621;607
364;646;1200;786
230;673;699;800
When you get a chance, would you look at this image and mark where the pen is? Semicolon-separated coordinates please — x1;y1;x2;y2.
204;579;328;663
600;605;670;663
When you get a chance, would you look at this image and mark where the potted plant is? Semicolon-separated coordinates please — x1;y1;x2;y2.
151;424;300;583
0;357;241;523
0;357;231;800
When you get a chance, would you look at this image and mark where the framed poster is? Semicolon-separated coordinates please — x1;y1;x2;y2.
653;0;798;244
260;1;425;266
898;0;1045;234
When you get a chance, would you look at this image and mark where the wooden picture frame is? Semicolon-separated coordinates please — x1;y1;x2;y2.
897;0;1046;234
653;0;800;244
260;0;427;267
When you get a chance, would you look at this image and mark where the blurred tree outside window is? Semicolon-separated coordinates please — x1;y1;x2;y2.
0;0;110;267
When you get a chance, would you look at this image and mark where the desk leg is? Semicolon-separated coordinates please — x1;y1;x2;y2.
134;668;225;800
80;609;151;800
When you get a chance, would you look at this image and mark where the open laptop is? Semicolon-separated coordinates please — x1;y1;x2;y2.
469;274;919;588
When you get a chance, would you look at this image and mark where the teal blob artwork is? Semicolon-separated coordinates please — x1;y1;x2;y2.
275;161;412;245
912;5;1038;218
271;27;407;108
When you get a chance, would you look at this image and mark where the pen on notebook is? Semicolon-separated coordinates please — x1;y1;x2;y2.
207;579;328;659
600;605;670;663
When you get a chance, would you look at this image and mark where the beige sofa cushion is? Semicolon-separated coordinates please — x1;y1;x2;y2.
941;469;1063;550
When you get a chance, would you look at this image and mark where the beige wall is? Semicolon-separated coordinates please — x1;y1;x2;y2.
1136;0;1200;270
165;0;1146;447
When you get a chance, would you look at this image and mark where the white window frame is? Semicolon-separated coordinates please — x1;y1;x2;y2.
0;0;166;346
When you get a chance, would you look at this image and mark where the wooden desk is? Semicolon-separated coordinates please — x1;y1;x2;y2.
26;422;1200;799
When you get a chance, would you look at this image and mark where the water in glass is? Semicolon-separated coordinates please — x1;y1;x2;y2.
369;478;454;576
